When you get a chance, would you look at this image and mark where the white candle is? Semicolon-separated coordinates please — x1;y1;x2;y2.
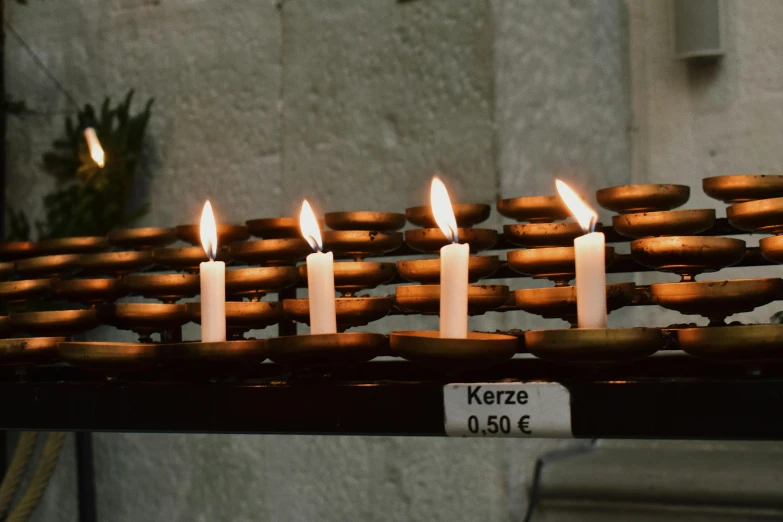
440;242;469;338
556;179;607;329
199;201;226;342
300;200;337;335
306;251;337;334
431;176;469;339
574;232;607;328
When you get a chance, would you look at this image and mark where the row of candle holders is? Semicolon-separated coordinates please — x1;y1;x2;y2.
3;174;783;375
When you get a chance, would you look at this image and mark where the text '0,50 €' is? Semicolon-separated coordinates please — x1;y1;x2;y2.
443;383;572;438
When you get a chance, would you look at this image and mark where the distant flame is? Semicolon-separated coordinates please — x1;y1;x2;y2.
84;128;105;168
299;200;323;252
555;179;598;233
430;176;459;243
200;200;218;261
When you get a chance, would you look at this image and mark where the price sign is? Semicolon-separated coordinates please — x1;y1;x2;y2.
443;383;572;438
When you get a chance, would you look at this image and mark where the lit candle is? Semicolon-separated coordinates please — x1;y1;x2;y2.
431;177;469;338
299;200;337;335
555;179;607;329
199;201;226;342
84;128;105;168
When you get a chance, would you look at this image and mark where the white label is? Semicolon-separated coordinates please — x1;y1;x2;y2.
444;383;572;438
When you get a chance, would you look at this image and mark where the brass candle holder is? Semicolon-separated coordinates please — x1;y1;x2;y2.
9;309;99;337
187;301;284;338
78;251;154;276
389;331;519;373
322;230;403;260
0;261;15;281
159;339;270;365
504;222;583;248
727;197;783;234
612;209;715;238
225;266;299;299
229;238;311;265
496;195;568;223
51;278;123;305
0;337;63;367
703;174;783;203
246;217;322;239
507;246;616;286
107;227;178;250
524;328;663;364
15;254;81;278
630;236;746;282
58;341;161;371
97;303;189;342
37;236;109;255
404;228;498;253
152;246;228;272
267;332;387;369
297;262;396;296
677;324;783;363
651;278;782;325
596;184;690;214
760;235;783;264
283;297;393;329
0;279;54;303
0;241;41;261
395;284;509;315
175;224;249;246
121;273;199;302
397;255;499;284
325;211;406;231
513;283;636;326
405;203;491;228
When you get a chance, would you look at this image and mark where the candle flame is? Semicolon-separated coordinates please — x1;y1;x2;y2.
430;176;459;243
299;199;323;252
200;200;218;261
555;179;598;233
84;127;105;168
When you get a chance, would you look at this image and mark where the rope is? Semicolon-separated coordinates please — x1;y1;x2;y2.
5;432;67;522
0;433;37;518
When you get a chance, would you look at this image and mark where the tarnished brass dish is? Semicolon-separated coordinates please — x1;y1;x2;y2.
59;342;161;371
524;328;662;363
727;197;783;234
97;303;189;339
760;235;783;264
283;297;393;328
397;255;499;284
9;309;98;336
0;315;11;336
267;332;387;368
395;284;509;316
677;324;783;362
38;236;109;255
0;279;53;303
0;261;15;280
322;230;403;260
612;209;715;238
0;337;64;366
507;246;616;286
496;196;569;223
230;238;311;265
297;261;396;296
596;184;689;214
107;227;178;250
152;246;231;272
15;254;81;278
514;283;636;325
406;203;491;228
405;228;498;253
703;174;783;203
187;301;284;334
121;273;199;302
504;222;583;248
52;278;123;304
176;223;249;246
226;266;299;298
160;339;270;365
651;278;782;325
0;241;41;261
630;236;746;282
78;251;154;276
389;330;519;373
325;211;406;231
246;217;322;239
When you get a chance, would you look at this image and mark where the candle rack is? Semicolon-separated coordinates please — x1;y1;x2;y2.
3;175;783;440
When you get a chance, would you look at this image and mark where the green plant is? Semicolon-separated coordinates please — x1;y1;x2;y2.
7;91;154;240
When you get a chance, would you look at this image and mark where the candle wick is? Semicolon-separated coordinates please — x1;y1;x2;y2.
589;215;597;234
449;225;460;244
